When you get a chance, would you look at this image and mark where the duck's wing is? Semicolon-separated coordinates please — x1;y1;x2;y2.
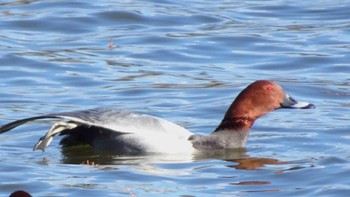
51;108;192;136
0;108;192;151
0;108;187;134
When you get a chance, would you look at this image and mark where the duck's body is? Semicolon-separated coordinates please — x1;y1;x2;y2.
0;80;315;154
1;108;195;153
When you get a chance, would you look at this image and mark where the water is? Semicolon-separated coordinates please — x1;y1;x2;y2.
1;0;350;196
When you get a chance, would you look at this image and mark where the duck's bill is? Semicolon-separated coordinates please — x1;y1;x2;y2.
281;94;315;109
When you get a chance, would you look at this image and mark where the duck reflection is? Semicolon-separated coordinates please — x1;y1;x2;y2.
60;145;288;170
61;146;249;165
60;145;197;165
60;145;137;165
228;157;289;170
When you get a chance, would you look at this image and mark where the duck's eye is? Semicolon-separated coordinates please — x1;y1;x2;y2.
265;85;273;91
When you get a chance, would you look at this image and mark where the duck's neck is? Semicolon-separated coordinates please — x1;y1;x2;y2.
213;89;264;133
213;116;254;132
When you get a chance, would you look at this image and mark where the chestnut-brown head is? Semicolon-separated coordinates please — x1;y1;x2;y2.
9;190;32;197
215;80;314;131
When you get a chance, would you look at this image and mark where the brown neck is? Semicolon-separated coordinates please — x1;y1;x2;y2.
213;81;278;133
213;116;255;132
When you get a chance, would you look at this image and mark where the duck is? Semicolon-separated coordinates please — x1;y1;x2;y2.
0;80;314;154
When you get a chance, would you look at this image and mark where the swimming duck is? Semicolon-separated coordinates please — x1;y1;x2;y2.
0;80;314;154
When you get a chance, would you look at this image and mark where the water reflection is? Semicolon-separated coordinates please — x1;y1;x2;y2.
61;144;286;162
228;157;288;170
60;145;195;165
60;145;288;172
60;145;249;165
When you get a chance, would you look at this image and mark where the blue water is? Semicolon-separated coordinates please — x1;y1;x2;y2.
1;0;350;196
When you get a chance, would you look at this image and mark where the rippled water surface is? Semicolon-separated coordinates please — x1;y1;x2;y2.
1;0;350;196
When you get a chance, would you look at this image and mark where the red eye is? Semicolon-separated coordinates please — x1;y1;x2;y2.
266;85;273;91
